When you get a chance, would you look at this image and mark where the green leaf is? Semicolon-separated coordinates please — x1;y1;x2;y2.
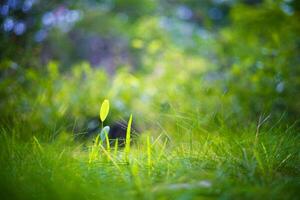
100;126;110;142
100;99;110;122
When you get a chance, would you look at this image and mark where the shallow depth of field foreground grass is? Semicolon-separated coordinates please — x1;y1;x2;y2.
0;117;299;200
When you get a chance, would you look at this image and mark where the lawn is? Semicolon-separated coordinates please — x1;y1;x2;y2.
0;100;299;199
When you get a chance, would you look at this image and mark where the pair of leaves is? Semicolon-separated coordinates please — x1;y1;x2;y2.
99;99;110;143
99;99;133;150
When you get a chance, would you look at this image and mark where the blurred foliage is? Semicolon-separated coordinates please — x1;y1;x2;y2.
0;0;299;139
215;2;300;120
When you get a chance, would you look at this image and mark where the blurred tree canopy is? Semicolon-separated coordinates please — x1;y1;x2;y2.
0;0;299;132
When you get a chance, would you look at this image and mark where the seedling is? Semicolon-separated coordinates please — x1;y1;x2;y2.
99;99;110;144
89;99;111;163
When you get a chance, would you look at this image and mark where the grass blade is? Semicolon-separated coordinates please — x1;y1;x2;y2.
125;114;133;161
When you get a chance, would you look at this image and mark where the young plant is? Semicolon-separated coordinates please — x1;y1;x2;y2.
99;99;110;144
88;99;111;163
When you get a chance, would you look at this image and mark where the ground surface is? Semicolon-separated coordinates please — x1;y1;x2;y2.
0;124;299;200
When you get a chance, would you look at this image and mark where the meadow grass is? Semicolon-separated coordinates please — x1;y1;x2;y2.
0;119;299;200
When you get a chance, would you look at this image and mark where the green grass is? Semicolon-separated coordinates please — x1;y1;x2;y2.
0;121;299;200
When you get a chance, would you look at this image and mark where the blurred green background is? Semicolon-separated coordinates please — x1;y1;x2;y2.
0;0;299;139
